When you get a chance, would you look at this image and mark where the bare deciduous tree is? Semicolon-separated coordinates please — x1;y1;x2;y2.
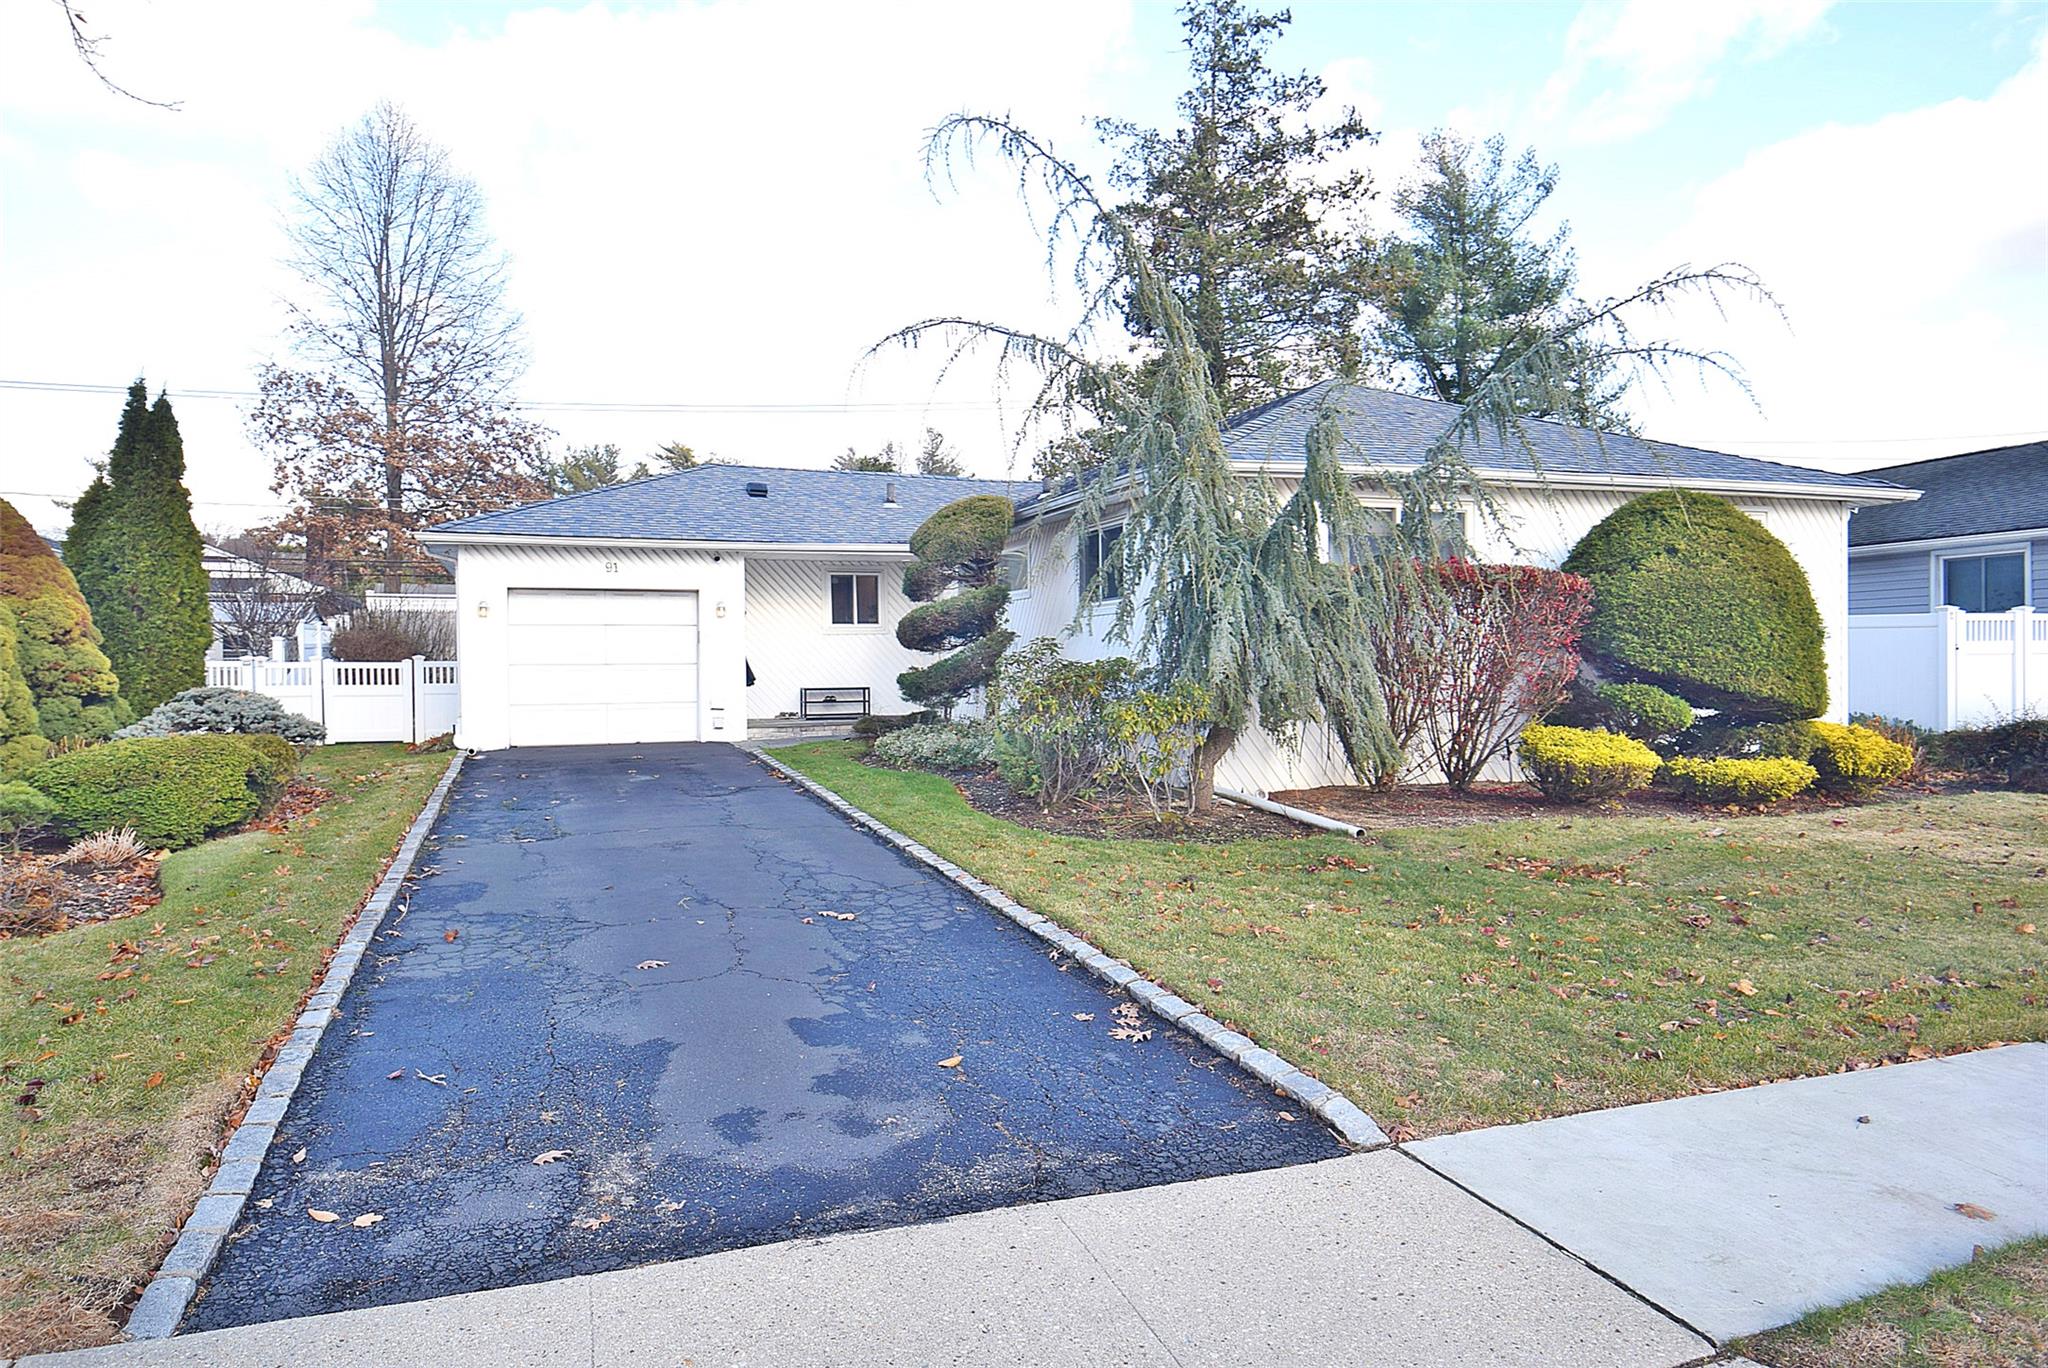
257;102;548;590
52;0;178;108
204;531;335;659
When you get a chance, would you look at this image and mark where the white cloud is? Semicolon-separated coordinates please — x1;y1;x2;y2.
1605;26;2048;468
0;0;1137;533
1537;0;1834;143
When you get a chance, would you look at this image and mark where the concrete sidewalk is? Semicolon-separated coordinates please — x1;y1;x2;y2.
26;1151;1709;1368
1408;1041;2048;1342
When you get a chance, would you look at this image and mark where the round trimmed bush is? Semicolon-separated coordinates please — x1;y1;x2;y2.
1594;683;1693;745
896;585;1009;654
116;686;326;744
1807;720;1913;797
1563;491;1826;720
1518;724;1661;802
27;734;294;848
1661;755;1816;806
908;495;1015;572
0;780;55;843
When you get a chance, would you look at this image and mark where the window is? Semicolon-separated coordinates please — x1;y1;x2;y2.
1406;506;1467;558
998;552;1030;594
1940;551;2027;613
829;572;880;625
1328;508;1398;567
1078;524;1124;602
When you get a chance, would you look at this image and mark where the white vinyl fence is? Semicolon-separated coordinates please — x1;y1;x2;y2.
205;657;459;744
1848;606;2047;730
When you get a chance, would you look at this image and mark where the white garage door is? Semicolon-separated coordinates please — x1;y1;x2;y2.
506;589;700;746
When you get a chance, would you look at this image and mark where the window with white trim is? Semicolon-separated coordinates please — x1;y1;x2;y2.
998;551;1030;594
1940;551;2026;613
829;572;880;625
1078;524;1124;602
1327;507;1398;566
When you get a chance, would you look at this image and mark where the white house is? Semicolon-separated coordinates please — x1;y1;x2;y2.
420;383;1915;791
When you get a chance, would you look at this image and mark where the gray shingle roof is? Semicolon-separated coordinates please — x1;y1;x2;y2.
1847;441;2048;546
425;465;1035;546
1218;381;1910;494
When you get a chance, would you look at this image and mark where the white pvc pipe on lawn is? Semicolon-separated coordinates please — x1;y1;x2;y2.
1214;786;1366;838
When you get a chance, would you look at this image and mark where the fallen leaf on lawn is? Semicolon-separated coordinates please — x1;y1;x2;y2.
532;1149;573;1165
352;1213;384;1228
144;1072;164;1089
2020;924;2036;936
291;1148;307;1164
936;1054;963;1069
443;929;459;942
1954;1202;1997;1221
1729;979;1757;997
308;1209;340;1223
636;960;667;970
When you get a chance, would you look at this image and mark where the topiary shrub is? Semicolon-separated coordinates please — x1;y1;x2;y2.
27;734;291;848
1563;490;1826;720
116;687;326;744
1662;755;1816;806
1807;721;1914;797
0;603;41;775
870;721;998;772
1677;716;1819;762
0;498;129;740
1518;724;1661;802
896;495;1015;714
1593;683;1693;746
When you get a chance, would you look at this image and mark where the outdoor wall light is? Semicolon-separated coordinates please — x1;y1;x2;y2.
477;601;490;618
715;602;727;618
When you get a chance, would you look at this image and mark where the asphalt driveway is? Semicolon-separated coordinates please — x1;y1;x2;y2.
190;743;1339;1330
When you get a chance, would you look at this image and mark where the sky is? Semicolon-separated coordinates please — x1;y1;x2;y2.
0;0;2043;537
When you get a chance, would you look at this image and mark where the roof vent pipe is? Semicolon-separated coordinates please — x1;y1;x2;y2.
884;480;898;506
745;481;769;498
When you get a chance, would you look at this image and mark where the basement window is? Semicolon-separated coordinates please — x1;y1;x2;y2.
830;573;880;626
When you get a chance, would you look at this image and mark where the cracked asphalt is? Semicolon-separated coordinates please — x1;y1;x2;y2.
189;742;1341;1331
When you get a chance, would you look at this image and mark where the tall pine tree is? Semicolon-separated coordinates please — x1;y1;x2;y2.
66;380;211;713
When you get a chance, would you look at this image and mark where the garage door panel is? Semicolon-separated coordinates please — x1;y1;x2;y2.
607;666;698;706
505;589;701;747
603;624;698;664
509;623;609;659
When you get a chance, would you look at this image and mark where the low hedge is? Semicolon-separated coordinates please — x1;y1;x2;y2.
1807;721;1914;797
870;721;997;773
1518;725;1661;802
1935;717;2048;792
28;734;299;848
1662;755;1816;806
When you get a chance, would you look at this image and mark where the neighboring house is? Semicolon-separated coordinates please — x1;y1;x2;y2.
1847;441;2046;614
420;467;1032;748
1844;442;2047;729
202;543;349;661
418;383;1915;790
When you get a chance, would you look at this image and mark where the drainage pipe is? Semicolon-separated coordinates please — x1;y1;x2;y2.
1215;786;1366;838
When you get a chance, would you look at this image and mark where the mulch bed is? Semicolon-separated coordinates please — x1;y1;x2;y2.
1270;779;1924;829
0;853;164;938
952;770;1310;842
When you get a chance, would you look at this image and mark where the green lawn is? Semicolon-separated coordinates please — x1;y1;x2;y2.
0;744;450;1358
1738;1238;2048;1367
778;742;2047;1138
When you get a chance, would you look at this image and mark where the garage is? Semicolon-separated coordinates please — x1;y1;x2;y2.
505;588;700;746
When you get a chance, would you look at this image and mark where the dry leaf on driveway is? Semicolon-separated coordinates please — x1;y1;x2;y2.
635;960;667;970
352;1213;384;1228
936;1055;963;1069
443;929;459;942
307;1209;339;1223
817;910;857;922
291;1148;307;1164
1954;1202;1997;1221
532;1149;573;1165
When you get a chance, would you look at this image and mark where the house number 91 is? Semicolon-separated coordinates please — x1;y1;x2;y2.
603;561;619;573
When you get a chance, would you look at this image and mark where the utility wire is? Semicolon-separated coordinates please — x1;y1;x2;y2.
0;377;1003;415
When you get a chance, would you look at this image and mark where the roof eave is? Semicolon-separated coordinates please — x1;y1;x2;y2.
416;530;913;555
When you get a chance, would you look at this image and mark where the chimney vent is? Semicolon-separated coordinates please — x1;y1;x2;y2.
884;480;898;506
745;481;769;498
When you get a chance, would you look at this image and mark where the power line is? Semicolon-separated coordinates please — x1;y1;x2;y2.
0;377;1004;415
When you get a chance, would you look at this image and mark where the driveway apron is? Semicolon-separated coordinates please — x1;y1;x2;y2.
190;743;1339;1330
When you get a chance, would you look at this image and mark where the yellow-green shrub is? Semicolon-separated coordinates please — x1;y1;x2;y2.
1518;724;1661;802
1662;755;1816;806
1807;720;1914;797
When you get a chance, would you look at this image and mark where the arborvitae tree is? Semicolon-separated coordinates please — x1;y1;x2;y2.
915;428;966;477
0;497;126;740
67;382;211;713
1100;0;1375;410
896;496;1015;714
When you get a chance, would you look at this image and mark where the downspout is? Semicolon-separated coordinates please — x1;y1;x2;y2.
1214;786;1365;838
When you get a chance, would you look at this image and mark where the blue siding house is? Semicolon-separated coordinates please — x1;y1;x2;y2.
1849;441;2047;614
